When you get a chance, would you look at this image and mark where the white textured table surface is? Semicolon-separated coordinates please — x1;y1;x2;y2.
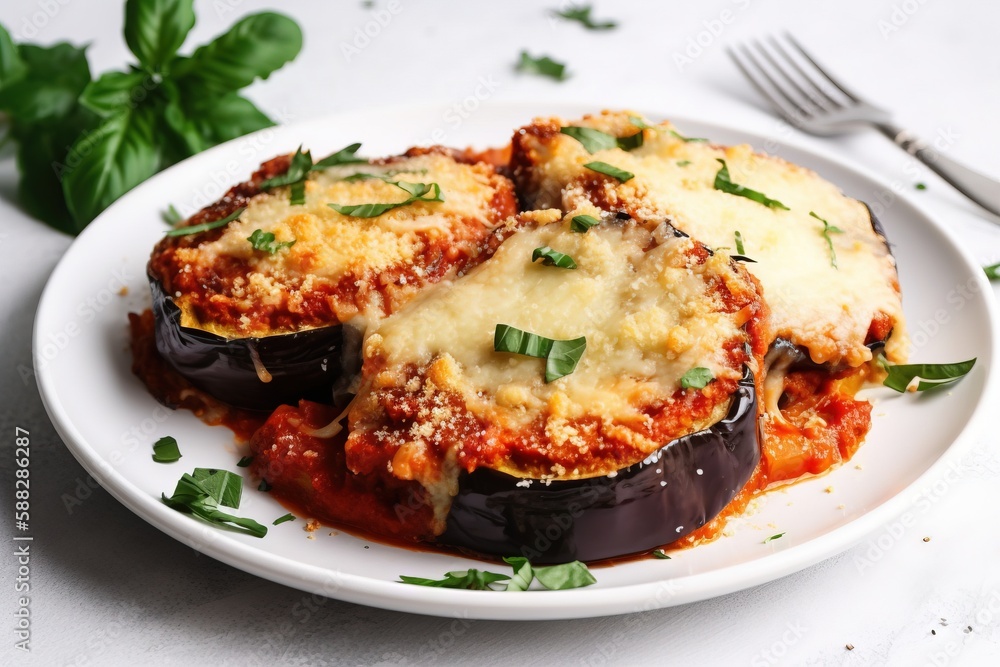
2;1;1000;665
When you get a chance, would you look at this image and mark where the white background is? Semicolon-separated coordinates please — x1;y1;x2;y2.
2;0;1000;665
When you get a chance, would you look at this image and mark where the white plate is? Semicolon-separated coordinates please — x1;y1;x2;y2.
34;103;1000;620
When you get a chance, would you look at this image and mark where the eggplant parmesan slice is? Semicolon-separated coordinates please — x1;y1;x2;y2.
511;110;908;483
313;210;770;561
147;148;518;409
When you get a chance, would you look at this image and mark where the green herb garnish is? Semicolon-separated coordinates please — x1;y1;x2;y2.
915;182;927;191
165;207;245;237
516;51;568;81
329;180;443;218
272;513;296;526
161;470;266;538
494;324;586;383
584;161;634;182
162;204;183;226
553;5;617;30
628;116;652;130
399;557;595;591
734;230;746;255
152;436;181;463
258;479;272;492
652;549;672;560
713;159;789;210
259;145;312;190
532;246;577;269
570;214;601;233
560;126;643;153
236;456;253;468
676;160;692;167
680;367;714;389
0;7;302;233
312;143;365;170
247;228;295;254
764;533;785;543
984;263;1000;280
670;129;708;143
809;211;844;268
877;354;976;393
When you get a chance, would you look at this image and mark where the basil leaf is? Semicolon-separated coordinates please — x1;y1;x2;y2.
0;24;27;91
570;214;601;232
584;161;634;183
560;126;643;153
730;255;757;264
289;180;306;206
713;159;789;210
680;367;714;389
734;230;746;255
677;160;692;167
809;212;844;269
532;246;577;269
516;51;568;81
258;479;272;492
191;468;243;508
501;557;534;592
161;472;267;537
63;106;161;227
399;570;511;590
152;436;181;463
554;5;617;30
670;129;708;143
259;145;313;189
79;70;150;117
237;456;254;468
545;337;587;383
915;182;927;191
494;324;586;383
162;204;183;226
124;0;196;73
165;207;244;236
312;143;365;170
652;549;671;559
532;561;596;590
184;92;274;146
329;180;443;218
0;42;92;123
764;533;785;543
273;513;296;525
247;228;295;254
984;263;1000;281
628;116;652;130
877;354;976;393
170;12;303;98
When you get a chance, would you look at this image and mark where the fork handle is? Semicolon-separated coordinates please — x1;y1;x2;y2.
877;123;1000;217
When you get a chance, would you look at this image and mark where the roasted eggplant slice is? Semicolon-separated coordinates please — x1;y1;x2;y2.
147;148;518;409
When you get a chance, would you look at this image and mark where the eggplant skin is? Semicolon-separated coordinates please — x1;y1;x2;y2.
149;276;360;411
438;366;760;563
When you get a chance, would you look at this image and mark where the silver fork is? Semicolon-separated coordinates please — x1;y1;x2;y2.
727;35;1000;218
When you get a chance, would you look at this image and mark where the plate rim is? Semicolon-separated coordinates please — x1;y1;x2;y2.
33;101;1000;620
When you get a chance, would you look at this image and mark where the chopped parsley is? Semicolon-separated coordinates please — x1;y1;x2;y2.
877;353;976;393
809;211;844;268
494;324;586;383
553;5;617;30
680;367;714;389
164;207;245;237
570;214;601;232
247;229;296;254
713;159;789;210
584;161;634;182
532;246;577;269
516;51;569;81
151;436;181;463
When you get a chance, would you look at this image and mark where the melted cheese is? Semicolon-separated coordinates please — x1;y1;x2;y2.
516;110;908;367
171;153;508;336
366;211;748;430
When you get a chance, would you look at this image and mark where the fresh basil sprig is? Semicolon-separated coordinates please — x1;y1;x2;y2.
259;144;365;205
399;557;596;591
584;161;634;183
680;367;714;389
494;324;586;383
161;468;267;538
329;180;443;218
532;246;578;269
560;126;643;153
877;354;976;393
0;3;302;234
516;51;569;81
553;5;617;30
570;214;601;233
247;229;295;254
152;436;181;463
809;211;844;268
165;206;245;237
713;159;789;210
